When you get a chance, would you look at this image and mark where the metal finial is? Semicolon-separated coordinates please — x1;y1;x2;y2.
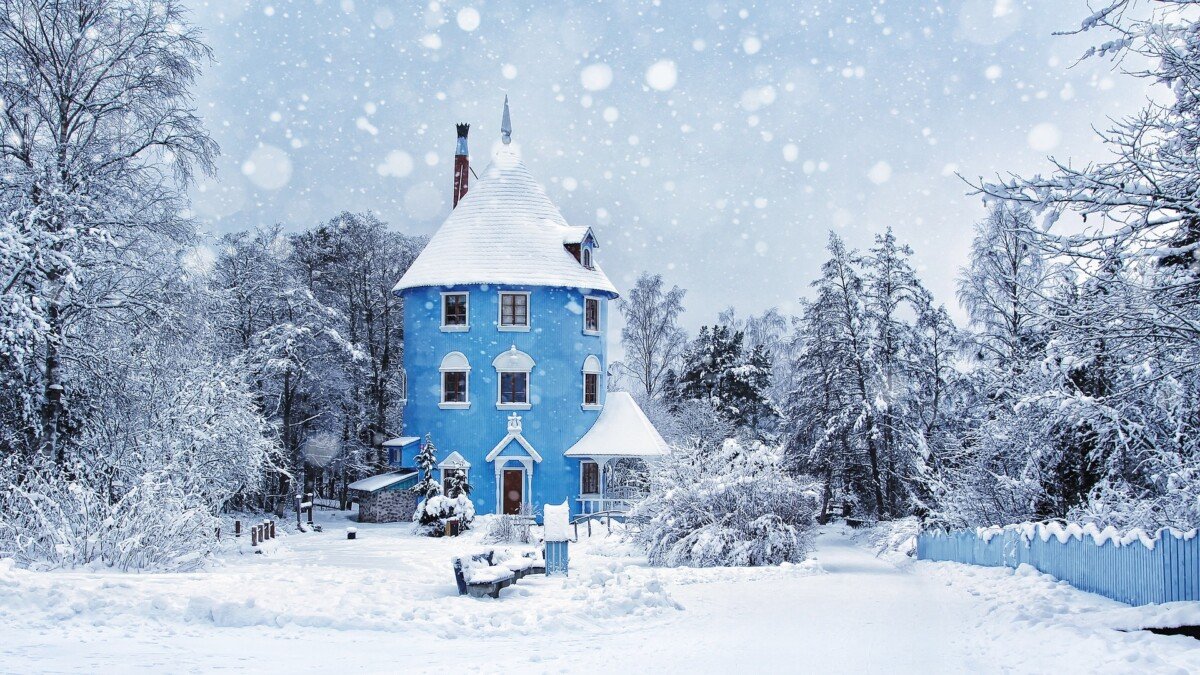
500;95;512;145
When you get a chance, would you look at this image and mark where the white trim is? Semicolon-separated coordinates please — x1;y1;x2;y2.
439;351;472;372
579;459;600;496
581;403;603;411
581;355;602;373
495;462;531;515
438;451;471;470
492;346;536;372
497;291;531;331
440;291;470;332
485;415;543;463
496;371;530;408
583;296;601;335
439;369;470;408
581;247;593;270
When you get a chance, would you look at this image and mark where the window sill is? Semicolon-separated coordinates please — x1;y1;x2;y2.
440;324;469;333
439;402;471;410
581;403;603;411
498;325;530;332
582;329;601;337
496;402;532;410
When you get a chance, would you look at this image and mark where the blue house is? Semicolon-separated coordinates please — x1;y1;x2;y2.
387;99;669;519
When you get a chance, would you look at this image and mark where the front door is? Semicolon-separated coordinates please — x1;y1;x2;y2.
502;468;523;515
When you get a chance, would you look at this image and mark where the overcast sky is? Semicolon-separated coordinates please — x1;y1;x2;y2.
188;0;1147;335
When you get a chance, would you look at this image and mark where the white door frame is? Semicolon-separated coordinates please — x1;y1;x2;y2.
495;458;532;514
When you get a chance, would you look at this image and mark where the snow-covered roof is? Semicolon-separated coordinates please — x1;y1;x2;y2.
382;436;420;448
348;470;417;493
392;143;618;296
564;392;670;459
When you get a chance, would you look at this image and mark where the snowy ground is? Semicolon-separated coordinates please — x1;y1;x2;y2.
2;512;1199;674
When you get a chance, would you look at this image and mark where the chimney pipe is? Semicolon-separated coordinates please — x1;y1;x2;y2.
453;123;470;208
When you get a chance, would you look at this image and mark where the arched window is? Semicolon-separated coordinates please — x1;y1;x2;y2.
582;247;593;269
582;355;602;408
439;352;471;409
493;345;535;409
397;368;408;404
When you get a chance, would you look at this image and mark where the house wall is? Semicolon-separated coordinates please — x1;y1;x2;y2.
400;283;614;517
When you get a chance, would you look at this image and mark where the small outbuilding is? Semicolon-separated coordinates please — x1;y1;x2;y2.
348;470;419;523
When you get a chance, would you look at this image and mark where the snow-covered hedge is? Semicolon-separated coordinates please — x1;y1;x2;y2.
632;438;821;567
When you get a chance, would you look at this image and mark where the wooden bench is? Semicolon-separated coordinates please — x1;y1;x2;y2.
452;549;546;598
453;552;515;598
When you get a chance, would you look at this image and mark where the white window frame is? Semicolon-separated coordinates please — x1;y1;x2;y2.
581;355;603;410
438;352;471;410
582;247;593;269
440;291;470;332
496;371;531;410
580;460;600;496
498;291;531;332
583;296;601;335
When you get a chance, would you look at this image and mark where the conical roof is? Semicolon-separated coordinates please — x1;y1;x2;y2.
392;144;617;295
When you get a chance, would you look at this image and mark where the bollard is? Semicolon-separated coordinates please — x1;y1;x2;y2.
251;527;258;547
269;520;276;539
347;527;357;540
235;520;242;538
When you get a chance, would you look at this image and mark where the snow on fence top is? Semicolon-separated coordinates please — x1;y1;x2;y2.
926;521;1199;550
392;145;618;295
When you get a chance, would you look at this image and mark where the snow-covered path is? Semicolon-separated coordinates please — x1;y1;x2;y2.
2;518;1198;674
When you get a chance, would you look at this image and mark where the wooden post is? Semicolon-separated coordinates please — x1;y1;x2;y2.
251;526;258;547
269;520;276;539
235;520;242;538
306;492;315;525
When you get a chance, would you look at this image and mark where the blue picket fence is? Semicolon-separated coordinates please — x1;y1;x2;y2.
917;524;1200;606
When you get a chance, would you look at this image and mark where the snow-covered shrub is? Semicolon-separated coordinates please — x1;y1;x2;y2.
413;494;475;536
632;438;820;567
0;335;278;570
483;507;535;544
0;469;219;571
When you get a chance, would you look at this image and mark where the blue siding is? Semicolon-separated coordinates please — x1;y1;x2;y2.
399;283;615;517
917;527;1200;606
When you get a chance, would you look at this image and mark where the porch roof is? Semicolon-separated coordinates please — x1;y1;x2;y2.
564;392;670;459
382;436;421;448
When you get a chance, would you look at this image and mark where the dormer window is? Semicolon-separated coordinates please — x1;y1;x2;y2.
582;247;593;269
499;291;530;331
441;292;469;331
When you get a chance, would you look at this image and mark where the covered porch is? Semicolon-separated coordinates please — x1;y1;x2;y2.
564;392;670;516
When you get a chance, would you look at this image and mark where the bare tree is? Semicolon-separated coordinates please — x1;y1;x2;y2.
617;272;687;401
0;0;217;465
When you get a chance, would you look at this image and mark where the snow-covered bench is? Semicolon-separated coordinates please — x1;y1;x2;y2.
452;549;546;598
453;552;516;598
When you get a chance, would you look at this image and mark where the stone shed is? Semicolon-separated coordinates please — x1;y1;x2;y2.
348;470;419;523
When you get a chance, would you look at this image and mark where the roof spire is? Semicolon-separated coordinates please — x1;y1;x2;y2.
500;95;512;145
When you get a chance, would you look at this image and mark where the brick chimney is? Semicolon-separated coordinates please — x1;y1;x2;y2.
453;123;470;208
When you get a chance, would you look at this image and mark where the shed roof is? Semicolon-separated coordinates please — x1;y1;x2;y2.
564;392;670;459
348;470;417;493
